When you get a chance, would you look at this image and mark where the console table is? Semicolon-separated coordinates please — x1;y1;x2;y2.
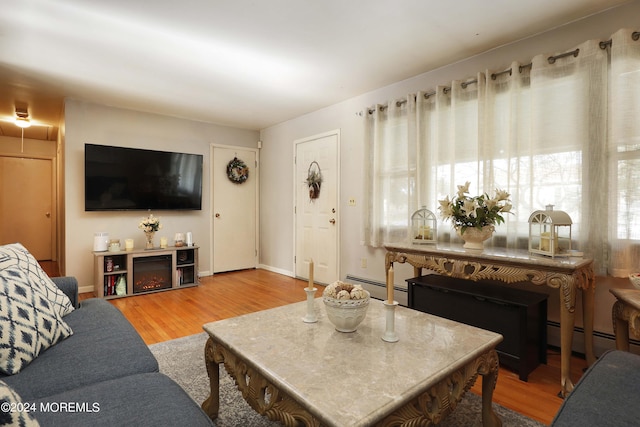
384;243;595;397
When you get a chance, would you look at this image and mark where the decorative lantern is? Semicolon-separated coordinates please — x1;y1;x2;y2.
411;207;437;244
528;205;573;257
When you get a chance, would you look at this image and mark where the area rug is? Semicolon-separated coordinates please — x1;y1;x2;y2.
149;332;544;427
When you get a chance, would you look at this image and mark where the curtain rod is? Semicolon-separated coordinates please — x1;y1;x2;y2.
360;30;639;116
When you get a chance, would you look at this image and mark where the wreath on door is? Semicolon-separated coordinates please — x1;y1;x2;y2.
227;157;249;184
306;161;323;199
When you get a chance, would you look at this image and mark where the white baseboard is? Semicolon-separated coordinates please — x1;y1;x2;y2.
257;264;294;277
546;322;640;358
79;285;93;295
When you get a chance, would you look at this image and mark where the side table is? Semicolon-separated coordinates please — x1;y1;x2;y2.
610;288;640;351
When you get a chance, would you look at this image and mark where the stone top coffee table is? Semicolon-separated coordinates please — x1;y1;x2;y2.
202;298;503;427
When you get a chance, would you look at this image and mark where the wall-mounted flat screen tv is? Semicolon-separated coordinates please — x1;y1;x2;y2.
85;144;203;211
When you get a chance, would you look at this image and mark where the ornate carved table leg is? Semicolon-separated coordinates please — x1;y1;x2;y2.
558;280;576;397
201;337;220;419
480;350;502;427
612;300;631;351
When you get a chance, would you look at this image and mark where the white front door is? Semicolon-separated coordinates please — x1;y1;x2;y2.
211;146;258;273
295;130;339;285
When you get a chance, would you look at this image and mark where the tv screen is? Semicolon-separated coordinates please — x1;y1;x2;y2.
85;144;203;211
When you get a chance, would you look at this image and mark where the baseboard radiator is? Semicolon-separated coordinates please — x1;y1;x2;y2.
345;274;408;306
345;273;638;358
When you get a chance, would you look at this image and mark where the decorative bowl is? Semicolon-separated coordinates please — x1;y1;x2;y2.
322;291;370;332
629;273;640;289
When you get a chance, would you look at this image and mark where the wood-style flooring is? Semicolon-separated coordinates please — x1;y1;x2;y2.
62;266;584;425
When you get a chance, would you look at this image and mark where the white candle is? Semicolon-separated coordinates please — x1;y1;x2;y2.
308;259;314;290
160;237;168;248
125;239;134;250
387;266;394;303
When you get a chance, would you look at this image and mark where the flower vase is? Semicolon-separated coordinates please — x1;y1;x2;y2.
457;225;494;250
145;231;155;249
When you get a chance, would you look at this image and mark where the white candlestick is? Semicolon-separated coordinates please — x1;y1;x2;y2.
308;259;314;290
382;301;399;342
303;287;318;323
387;266;394;303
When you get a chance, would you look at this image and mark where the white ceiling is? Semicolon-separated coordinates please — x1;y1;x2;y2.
0;0;630;139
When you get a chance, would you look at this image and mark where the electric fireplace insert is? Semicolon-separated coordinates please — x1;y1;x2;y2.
133;254;172;293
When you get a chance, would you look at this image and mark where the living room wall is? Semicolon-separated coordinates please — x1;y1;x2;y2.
64;100;259;291
258;1;640;355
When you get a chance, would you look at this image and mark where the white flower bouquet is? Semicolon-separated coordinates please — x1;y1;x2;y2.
438;182;512;233
138;213;162;233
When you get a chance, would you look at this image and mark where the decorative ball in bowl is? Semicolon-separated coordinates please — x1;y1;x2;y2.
629;273;640;289
322;281;370;333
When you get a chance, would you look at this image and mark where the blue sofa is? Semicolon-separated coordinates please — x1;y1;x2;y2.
1;276;213;426
551;350;639;426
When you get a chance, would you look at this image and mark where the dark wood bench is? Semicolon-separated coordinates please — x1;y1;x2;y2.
407;274;548;381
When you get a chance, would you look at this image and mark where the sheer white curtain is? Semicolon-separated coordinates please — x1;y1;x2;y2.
534;40;608;273
487;40;608;270
479;62;532;248
418;79;481;244
362;96;417;247
363;29;638;275
608;29;640;276
363;81;481;247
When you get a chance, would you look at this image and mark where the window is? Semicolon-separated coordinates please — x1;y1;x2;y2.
364;30;640;276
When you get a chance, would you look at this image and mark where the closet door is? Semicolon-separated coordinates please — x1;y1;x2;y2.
0;156;54;260
211;146;257;273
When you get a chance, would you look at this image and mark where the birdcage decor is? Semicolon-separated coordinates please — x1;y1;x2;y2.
528;205;573;258
411;206;437;244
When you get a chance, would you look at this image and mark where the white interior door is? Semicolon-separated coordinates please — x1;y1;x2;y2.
295;131;339;285
0;156;54;260
212;146;257;273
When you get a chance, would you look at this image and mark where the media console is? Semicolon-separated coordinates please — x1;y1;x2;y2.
93;246;199;299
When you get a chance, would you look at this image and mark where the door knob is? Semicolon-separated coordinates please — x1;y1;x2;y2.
329;218;336;224
45;212;51;218
215;213;221;218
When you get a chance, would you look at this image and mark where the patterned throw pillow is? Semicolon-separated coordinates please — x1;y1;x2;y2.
0;267;73;375
0;243;74;317
0;380;40;426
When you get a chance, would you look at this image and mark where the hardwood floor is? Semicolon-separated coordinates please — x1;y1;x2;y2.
75;268;584;425
39;260;60;278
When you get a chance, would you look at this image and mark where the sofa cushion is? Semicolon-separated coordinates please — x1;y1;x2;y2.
32;373;213;427
2;298;158;400
551;350;640;426
0;379;40;426
0;244;74;317
0;267;73;375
